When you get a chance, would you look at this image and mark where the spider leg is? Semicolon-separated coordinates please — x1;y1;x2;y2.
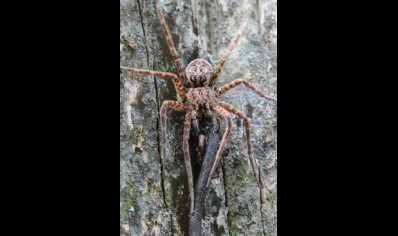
218;101;263;188
217;79;277;102
206;105;232;188
160;100;185;163
183;112;195;213
191;109;200;135
209;18;248;87
121;67;187;101
154;0;188;86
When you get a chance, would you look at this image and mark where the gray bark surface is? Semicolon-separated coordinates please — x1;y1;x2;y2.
120;0;277;235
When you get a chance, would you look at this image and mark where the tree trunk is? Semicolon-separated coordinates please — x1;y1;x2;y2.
120;0;277;235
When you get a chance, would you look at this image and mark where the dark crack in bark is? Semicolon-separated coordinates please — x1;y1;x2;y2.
137;1;174;234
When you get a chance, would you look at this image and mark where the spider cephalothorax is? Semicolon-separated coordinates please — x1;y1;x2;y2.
185;59;213;87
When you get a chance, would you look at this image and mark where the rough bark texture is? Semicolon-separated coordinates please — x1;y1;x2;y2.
120;0;277;235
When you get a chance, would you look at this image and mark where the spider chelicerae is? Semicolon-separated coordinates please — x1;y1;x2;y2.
120;0;277;214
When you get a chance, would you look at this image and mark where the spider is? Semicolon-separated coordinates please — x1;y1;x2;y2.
120;0;277;214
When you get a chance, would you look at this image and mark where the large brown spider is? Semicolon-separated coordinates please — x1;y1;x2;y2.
121;0;277;214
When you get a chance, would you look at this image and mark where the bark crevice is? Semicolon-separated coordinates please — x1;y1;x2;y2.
137;0;172;233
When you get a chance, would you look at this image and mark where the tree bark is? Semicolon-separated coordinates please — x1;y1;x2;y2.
120;0;277;235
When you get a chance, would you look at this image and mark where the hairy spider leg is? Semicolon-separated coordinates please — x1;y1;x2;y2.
209;19;248;87
182;112;195;213
206;105;232;188
120;67;187;101
154;0;188;86
218;101;264;188
190;109;200;134
217;79;277;102
160;100;185;162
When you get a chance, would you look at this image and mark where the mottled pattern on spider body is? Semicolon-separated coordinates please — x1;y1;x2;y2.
187;87;216;116
185;86;217;136
185;59;213;87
